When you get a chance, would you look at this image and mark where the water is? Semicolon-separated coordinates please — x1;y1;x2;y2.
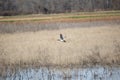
1;66;120;80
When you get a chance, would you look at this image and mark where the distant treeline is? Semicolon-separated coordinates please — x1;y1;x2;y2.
0;0;120;16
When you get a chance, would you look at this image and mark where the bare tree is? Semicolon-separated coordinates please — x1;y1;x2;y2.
0;0;120;16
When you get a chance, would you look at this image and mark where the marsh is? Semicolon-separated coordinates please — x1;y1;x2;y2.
0;20;120;80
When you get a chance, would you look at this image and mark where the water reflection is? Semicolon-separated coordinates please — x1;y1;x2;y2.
1;66;120;80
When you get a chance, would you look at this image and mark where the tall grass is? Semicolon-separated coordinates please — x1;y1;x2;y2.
0;24;120;68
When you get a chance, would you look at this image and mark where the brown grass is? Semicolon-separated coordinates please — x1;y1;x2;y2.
0;25;120;68
0;11;120;22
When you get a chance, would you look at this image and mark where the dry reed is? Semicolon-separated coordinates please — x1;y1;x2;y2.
0;24;120;68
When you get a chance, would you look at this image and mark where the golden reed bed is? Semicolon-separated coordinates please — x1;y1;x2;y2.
0;25;120;68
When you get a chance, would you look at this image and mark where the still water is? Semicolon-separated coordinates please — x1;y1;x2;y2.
1;66;120;80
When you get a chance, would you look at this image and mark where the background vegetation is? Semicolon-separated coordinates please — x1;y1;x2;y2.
0;0;120;16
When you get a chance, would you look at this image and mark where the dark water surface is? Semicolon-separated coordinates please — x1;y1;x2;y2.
1;66;120;80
